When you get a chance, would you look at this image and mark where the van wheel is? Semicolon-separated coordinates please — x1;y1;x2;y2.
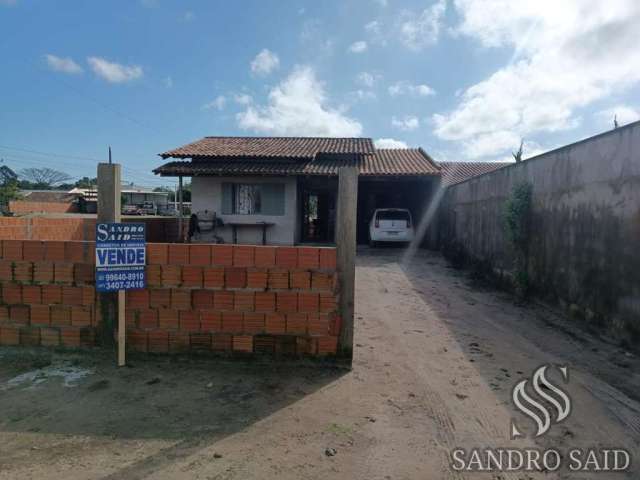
369;238;377;248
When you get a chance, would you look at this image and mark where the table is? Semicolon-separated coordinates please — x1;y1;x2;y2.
226;221;275;245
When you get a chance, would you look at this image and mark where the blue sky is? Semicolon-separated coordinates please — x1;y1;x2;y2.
1;0;639;188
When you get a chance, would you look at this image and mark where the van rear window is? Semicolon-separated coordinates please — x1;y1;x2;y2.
377;210;410;221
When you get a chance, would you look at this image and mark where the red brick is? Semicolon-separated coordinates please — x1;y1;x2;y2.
168;244;189;265
74;263;94;284
253;335;276;354
20;326;40;346
148;330;169;353
169;331;190;353
44;241;65;261
265;313;286;334
10;305;29;324
243;312;264;334
311;272;334;291
317;336;338;355
214;290;234;311
255;291;276;312
126;289;149;309
181;265;203;287
138;309;158;329
71;306;92;327
190;332;212;351
212;245;233;266
22;285;42;305
233;335;253;353
222;311;243;333
203;266;225;288
2;283;22;304
234;291;255;312
268;269;289;289
290;270;311;290
254;246;276;267
64;242;85;263
3;240;23;261
62;286;83;306
125;309;137;329
277;292;298;313
0;305;8;323
33;261;54;283
189;244;211;265
146;264;162;287
40;327;60;346
212;333;232;352
0;260;12;279
161;265;182;287
30;305;51;325
42;285;62;304
13;261;33;283
127;330;148;352
298;292;319;313
246;268;268;289
286;313;307;334
54;263;74;284
23;241;45;261
81;286;95;307
149;288;171;308
171;289;191;310
200;310;222;331
307;313;329;336
192;289;214;308
298;247;319;269
225;267;246;289
275;247;298;268
319;248;337;269
147;243;168;264
179;310;200;332
296;337;314;355
80;327;96;347
329;314;341;336
158;308;180;330
0;325;20;345
320;293;338;313
233;246;255;267
50;305;72;326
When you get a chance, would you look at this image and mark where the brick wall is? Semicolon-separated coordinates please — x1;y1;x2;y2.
0;240;341;358
9;201;78;215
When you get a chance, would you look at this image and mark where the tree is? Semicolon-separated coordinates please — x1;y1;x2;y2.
19;167;73;188
75;176;97;188
0;180;21;214
512;140;524;163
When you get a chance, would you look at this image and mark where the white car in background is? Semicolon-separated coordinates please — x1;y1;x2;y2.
368;208;414;246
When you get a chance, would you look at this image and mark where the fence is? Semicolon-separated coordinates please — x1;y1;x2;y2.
0;240;340;356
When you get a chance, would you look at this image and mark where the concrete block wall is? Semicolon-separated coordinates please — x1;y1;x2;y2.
0;240;340;357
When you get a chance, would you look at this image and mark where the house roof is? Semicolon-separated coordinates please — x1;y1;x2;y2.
160;136;375;159
19;190;79;203
154;148;440;177
438;161;511;186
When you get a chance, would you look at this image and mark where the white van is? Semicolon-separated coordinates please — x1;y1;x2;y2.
368;208;414;246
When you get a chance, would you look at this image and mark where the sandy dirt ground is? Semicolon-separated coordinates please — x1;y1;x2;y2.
0;248;638;480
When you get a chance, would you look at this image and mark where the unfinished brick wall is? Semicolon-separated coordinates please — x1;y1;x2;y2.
0;240;341;357
9;201;78;215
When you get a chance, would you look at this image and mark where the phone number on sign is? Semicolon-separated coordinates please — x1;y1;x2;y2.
102;272;145;282
103;280;145;290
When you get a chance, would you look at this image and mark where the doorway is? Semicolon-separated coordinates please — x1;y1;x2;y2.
299;177;337;243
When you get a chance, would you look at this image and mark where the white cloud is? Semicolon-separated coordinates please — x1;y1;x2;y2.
44;54;83;74
392;115;420;131
182;10;195;22
163;76;173;88
375;138;408;148
87;57;143;83
202;95;226;111
597;105;640;126
388;81;435;97
356;72;380;88
237;65;362;137
398;0;446;50
250;49;280;76
433;0;640;159
348;41;367;53
234;93;253;105
365;20;381;35
462;130;521;159
349;89;377;102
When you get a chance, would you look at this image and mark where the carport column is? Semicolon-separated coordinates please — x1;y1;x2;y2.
178;175;184;242
97;163;122;348
336;166;358;359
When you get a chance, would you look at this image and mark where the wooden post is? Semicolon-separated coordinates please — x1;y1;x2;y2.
96;162;122;355
336;167;358;360
177;176;184;242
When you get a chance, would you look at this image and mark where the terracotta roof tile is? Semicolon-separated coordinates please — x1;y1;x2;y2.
160;136;374;159
439;161;511;186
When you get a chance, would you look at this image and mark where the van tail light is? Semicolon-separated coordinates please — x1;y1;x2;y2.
375;218;379;228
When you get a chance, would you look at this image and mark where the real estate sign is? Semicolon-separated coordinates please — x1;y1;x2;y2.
95;223;146;292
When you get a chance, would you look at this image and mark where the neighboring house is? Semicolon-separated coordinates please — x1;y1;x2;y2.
154;137;441;245
439;161;511;186
9;190;80;215
70;184;169;213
